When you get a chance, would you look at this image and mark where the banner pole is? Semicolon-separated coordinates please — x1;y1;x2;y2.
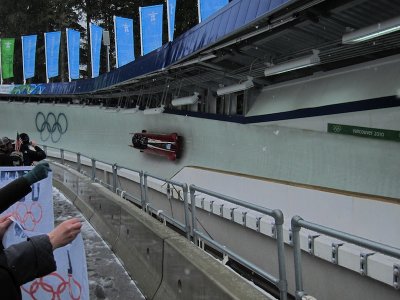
66;29;71;82
22;36;26;84
167;0;171;42
90;23;94;78
139;7;144;57
44;33;49;83
114;16;118;69
0;39;3;85
197;0;201;23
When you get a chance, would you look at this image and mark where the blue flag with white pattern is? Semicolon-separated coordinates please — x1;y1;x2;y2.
67;29;80;80
114;16;135;68
139;5;163;55
21;35;37;80
198;0;229;22
45;31;61;79
90;23;103;78
167;0;176;41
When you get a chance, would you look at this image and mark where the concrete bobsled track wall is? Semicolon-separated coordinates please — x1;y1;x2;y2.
51;163;270;300
49;160;400;300
0;99;399;199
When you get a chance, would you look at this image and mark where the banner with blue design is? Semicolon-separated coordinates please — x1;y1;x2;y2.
114;16;135;68
139;5;163;55
21;35;37;80
198;0;229;22
90;23;103;78
45;32;61;79
167;0;176;41
66;29;80;80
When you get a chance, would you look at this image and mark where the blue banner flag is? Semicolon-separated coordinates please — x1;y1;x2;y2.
167;0;176;41
21;35;37;81
114;16;135;68
66;29;80;80
90;23;103;78
198;0;229;22
139;5;163;56
45;31;61;80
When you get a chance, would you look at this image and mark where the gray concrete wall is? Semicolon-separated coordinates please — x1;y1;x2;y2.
51;161;400;300
52;163;271;300
1;99;399;199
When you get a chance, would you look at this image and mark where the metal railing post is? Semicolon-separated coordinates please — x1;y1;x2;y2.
76;153;81;172
273;209;288;300
189;185;197;245
143;172;148;212
139;171;144;209
60;149;65;165
182;183;190;240
292;216;305;300
91;159;96;181
112;164;118;193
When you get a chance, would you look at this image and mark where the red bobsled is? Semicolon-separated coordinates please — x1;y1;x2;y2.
130;131;182;161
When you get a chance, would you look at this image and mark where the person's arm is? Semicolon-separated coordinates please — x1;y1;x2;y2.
30;141;47;161
26;147;47;162
0;177;31;213
2;218;81;285
0;163;51;213
3;235;56;285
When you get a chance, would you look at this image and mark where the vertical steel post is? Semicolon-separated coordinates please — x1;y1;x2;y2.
77;153;81;172
189;185;197;244
112;164;118;193
273;210;288;300
292;216;305;300
91;159;96;181
60;149;65;165
143;172;148;212
139;171;144;210
182;183;190;240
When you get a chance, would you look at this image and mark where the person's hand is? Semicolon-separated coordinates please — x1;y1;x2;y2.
0;214;13;239
30;140;37;147
22;162;51;185
47;218;82;250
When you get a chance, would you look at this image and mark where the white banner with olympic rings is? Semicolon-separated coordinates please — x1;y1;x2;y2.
0;166;89;299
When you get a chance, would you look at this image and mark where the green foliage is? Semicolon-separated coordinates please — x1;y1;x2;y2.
0;0;200;83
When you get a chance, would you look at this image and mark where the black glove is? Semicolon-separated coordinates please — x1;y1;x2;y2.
23;162;51;185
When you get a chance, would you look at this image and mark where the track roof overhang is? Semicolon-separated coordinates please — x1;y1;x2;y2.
3;0;400;111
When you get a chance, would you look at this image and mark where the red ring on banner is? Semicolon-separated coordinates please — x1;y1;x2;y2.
21;271;82;299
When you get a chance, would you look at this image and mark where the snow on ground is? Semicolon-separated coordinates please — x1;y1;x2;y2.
53;187;145;300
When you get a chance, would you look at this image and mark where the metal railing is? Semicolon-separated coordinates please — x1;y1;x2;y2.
291;215;400;299
42;145;400;300
190;184;288;300
43;145;288;298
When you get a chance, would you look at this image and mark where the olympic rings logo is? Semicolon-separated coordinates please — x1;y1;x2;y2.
22;271;82;300
13;202;43;231
35;112;68;143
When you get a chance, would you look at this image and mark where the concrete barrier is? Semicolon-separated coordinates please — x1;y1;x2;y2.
52;162;272;300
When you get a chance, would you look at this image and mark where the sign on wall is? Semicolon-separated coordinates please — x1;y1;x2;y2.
328;123;400;142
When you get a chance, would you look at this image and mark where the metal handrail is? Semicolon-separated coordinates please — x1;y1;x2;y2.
143;171;190;240
43;145;290;298
189;184;288;300
291;215;400;299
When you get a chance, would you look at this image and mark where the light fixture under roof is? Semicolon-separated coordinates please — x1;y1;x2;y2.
143;105;165;115
171;92;199;106
264;50;320;77
342;16;400;44
217;77;254;96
